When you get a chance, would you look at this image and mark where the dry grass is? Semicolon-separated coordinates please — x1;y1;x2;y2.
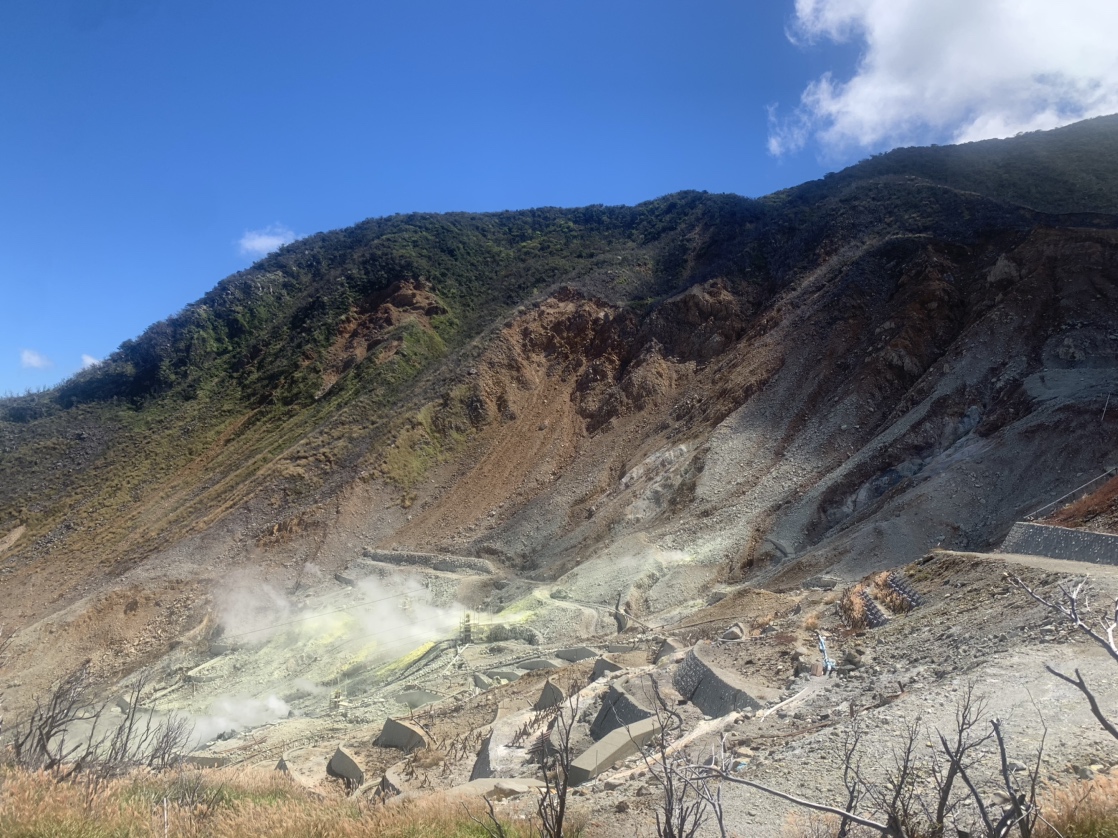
801;612;821;631
1037;775;1118;837
0;766;530;838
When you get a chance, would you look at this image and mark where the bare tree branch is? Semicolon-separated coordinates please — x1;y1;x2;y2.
1010;575;1118;664
693;767;895;835
1045;665;1118;742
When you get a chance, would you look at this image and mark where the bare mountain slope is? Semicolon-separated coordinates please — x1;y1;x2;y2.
2;119;1118;707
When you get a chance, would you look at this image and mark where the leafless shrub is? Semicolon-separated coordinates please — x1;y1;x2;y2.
8;665;191;781
536;683;580;838
693;686;1044;838
10;661;99;776
465;794;513;838
641;678;715;838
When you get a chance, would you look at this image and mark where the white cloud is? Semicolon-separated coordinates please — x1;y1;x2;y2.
771;0;1118;156
238;224;296;257
80;354;100;369
20;349;51;369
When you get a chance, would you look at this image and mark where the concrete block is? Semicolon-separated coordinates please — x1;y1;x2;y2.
590;682;653;741
374;717;429;753
327;746;364;790
533;680;565;711
673;641;772;717
555;646;598;663
591;656;623;681
396;689;442;710
519;658;563;671
569;717;663;785
379;763;405;796
655;638;685;663
472;672;494;690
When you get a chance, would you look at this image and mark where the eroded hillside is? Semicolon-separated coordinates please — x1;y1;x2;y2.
2;118;1118;713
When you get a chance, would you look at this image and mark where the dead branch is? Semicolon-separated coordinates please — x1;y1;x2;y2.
693;768;894;835
1010;575;1118;663
1044;665;1118;741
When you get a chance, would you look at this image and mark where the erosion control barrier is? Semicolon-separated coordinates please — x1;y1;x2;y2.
326;747;364;790
360;548;495;575
569;717;663;785
672;641;768;717
374;718;429;753
589;682;654;741
998;522;1118;565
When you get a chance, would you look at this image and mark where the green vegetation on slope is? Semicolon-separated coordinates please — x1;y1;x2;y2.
3;115;1118;570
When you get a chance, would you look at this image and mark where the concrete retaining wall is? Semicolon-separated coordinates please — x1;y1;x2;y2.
998;522;1118;565
672;642;766;717
361;548;495;575
569;717;662;785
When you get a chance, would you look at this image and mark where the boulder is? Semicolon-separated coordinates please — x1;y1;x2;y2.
721;623;745;641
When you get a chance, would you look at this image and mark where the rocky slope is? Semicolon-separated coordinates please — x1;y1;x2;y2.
2;116;1118;714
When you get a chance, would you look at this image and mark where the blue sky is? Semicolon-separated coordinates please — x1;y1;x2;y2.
2;0;1115;395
